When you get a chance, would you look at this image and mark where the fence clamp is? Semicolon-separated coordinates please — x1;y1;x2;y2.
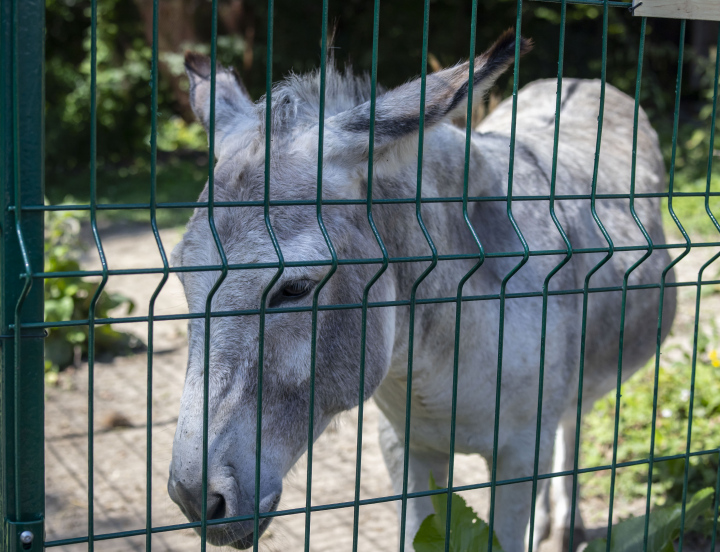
3;519;43;551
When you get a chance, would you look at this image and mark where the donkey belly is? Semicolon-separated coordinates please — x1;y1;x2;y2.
477;78;676;413
373;283;583;459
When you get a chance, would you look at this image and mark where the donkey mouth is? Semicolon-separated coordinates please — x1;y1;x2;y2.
228;517;273;549
222;494;281;550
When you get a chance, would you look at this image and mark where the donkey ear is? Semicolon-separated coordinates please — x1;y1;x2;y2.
324;29;532;167
185;52;254;157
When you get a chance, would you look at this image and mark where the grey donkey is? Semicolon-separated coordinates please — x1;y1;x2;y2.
168;29;676;552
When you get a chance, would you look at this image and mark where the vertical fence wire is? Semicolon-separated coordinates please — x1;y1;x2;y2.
639;18;660;551
146;0;169;549
567;1;616;547
200;2;230;550
255;0;285;548
641;19;696;552
527;1;574;548
639;15;666;551
604;15;658;551
707;28;720;552
639;21;693;551
87;2;111;549
675;19;717;552
486;4;530;549
398;1;439;548
714;455;720;551
304;2;339;548
443;1;484;549
351;2;389;550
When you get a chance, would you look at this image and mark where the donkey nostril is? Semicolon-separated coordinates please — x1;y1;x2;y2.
206;494;227;520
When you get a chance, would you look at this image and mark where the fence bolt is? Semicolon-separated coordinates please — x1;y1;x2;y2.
19;531;34;545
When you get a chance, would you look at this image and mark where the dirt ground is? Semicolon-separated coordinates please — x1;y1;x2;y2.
44;222;720;551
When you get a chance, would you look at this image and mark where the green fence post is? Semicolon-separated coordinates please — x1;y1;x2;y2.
0;0;45;550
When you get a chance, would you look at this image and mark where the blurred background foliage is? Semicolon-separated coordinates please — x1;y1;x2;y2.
45;0;720;231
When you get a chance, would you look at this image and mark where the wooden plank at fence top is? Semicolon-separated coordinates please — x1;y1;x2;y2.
632;0;720;21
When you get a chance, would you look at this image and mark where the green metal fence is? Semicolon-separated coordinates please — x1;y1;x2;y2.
1;0;720;551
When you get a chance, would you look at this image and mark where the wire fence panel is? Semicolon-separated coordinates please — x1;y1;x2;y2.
2;0;720;551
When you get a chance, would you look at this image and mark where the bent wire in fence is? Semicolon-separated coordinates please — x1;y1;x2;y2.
1;0;720;551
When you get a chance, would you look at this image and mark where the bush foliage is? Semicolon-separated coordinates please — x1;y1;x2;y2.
582;319;720;507
44;208;140;381
413;481;717;552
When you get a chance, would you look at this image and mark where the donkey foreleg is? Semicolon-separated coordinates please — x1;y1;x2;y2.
549;415;586;551
491;428;555;552
378;412;449;552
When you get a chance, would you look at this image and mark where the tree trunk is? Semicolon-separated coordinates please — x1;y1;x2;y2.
134;0;204;120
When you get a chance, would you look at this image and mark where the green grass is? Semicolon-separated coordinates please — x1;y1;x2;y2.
663;173;720;239
46;155;208;228
580;318;720;508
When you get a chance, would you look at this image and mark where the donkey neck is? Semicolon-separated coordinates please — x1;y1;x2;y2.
375;124;500;286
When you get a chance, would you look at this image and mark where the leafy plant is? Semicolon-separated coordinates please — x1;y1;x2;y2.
44;208;140;382
413;482;717;552
413;474;504;552
581;321;720;507
585;487;716;552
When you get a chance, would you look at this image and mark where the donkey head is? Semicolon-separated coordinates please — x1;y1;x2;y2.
168;30;530;548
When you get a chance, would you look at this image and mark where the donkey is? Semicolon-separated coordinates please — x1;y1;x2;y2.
168;29;675;552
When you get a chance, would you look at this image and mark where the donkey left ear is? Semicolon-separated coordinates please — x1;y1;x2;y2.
323;29;532;167
185;52;254;157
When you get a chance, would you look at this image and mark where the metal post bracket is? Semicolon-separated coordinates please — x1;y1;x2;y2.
3;519;43;552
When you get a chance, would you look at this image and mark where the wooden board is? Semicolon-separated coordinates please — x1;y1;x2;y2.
632;0;720;21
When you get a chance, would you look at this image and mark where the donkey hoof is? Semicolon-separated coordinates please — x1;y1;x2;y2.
561;526;587;552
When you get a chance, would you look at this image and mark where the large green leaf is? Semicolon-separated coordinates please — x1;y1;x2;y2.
585;487;715;552
413;474;504;552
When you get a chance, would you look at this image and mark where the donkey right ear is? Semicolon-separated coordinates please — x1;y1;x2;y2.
185;52;254;157
323;29;531;170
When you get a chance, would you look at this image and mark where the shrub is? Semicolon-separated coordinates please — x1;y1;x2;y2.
581;319;720;507
44;208;141;382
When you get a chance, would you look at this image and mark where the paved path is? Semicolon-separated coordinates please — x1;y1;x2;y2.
44;223;719;551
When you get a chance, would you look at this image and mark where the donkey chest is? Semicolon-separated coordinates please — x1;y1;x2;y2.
373;353;528;455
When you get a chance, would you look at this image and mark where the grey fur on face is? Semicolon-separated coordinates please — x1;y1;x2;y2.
169;29;674;552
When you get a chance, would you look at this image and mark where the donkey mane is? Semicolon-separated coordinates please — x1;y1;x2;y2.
259;60;380;135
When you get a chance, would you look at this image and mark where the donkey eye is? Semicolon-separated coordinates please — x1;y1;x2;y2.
269;280;314;308
282;281;312;298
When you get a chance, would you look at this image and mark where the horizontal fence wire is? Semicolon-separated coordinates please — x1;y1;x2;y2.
20;190;720;212
531;0;632;6
42;449;720;548
16;276;720;331
28;239;720;279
